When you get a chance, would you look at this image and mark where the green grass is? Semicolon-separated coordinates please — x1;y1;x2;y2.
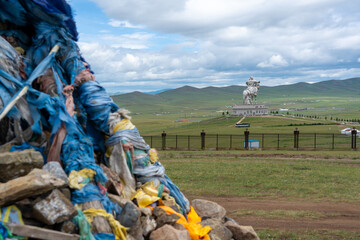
160;150;360;159
159;151;360;202
134;115;358;150
257;229;360;240
158;150;360;239
132;114;357;137
113;83;360;136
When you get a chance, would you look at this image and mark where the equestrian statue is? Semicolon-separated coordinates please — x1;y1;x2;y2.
243;76;260;105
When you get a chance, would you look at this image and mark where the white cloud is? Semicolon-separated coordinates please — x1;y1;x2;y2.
333;35;360;49
81;0;360;92
257;55;288;68
100;33;154;49
108;19;143;28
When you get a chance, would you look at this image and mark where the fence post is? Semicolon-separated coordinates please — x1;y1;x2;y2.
230;135;232;150
216;134;219;150
244;129;249;150
201;130;206;150
161;131;166;150
294;128;299;149
150;136;153;148
332;134;335;150
262;133;264;149
351;128;357;149
175;135;178;150
188;135;190;150
277;134;280;149
314;133;316;149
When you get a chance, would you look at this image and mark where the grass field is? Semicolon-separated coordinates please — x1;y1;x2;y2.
159;151;360;201
158;150;360;239
134;115;358;150
132;114;356;135
113;86;360;136
112;79;360;123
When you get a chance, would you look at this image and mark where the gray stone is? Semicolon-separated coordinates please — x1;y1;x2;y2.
140;215;156;237
100;164;123;196
0;149;43;182
149;224;191;240
191;199;226;220
173;222;187;231
153;207;180;228
59;188;71;200
127;235;136;240
15;198;33;219
201;218;232;240
140;207;152;216
118;202;141;228
108;193;136;208
60;220;78;234
127;213;144;240
0;142;13;153
224;221;259;240
33;189;77;225
0;168;66;206
161;200;181;213
225;217;239;225
43;162;68;185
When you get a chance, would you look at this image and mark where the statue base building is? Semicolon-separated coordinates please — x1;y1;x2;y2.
232;104;268;116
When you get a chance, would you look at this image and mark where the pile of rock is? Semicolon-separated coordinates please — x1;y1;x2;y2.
0;149;259;240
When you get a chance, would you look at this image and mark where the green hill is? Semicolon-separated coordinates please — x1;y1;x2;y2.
112;78;360;113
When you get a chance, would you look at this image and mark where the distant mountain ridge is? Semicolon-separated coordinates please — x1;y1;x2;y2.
146;88;173;94
111;78;360;113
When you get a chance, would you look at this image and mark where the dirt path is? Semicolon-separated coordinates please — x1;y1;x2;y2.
188;195;360;232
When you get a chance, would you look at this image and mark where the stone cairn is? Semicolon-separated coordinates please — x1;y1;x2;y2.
0;148;259;240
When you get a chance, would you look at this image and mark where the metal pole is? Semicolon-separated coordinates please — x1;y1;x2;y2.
216;134;219;150
230;135;232;150
188;135;190;150
314;133;316;149
244;129;249;150
176;135;178;150
150;136;153;148
201;130;206;150
277;134;280;149
294;128;299;149
332;134;334;149
162;131;166;150
351;128;357;149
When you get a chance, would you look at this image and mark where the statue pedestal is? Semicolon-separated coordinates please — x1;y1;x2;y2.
232;104;268;116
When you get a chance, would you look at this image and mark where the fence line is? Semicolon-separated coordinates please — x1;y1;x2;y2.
143;129;359;151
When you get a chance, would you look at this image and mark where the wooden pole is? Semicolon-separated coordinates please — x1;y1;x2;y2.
5;223;80;240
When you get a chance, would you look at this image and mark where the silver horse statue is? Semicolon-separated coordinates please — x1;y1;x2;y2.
243;76;260;105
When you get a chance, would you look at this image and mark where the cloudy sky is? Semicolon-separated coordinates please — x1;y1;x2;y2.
69;0;360;93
